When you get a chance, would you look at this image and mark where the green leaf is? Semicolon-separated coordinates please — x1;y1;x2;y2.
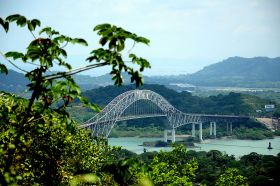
31;19;41;28
27;21;34;31
116;40;125;52
0;17;4;28
129;53;137;60
26;46;42;61
53;35;66;44
108;38;117;50
6;14;21;22
0;18;9;32
5;51;24;60
0;63;8;74
70;38;88;46
39;27;52;36
27;19;40;31
136;36;150;45
51;30;59;35
99;37;108;46
16;16;27;27
93;23;111;31
89;103;101;112
60;49;67;58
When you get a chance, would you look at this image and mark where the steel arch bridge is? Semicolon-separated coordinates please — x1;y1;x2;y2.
80;89;249;139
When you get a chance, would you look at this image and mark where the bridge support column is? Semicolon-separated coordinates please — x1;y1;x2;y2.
210;122;213;136
230;122;232;135
164;129;175;143
227;123;229;135
164;130;168;142
192;123;196;137
213;122;216;138
199;122;203;142
172;128;176;143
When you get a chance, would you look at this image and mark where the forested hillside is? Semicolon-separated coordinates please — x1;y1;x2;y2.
0;69;28;94
81;84;272;116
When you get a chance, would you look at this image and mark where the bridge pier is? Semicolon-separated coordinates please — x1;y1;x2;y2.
199;122;203;142
164;130;168;142
192;123;196;137
226;122;233;135
210;122;216;138
164;129;176;143
172;128;176;143
227;123;229;135
213;122;216;137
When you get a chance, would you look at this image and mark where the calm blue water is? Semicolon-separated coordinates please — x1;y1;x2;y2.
108;137;280;157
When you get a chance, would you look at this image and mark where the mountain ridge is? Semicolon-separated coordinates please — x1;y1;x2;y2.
1;56;280;94
186;56;280;86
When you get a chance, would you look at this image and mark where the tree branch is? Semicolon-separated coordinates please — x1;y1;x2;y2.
60;41;69;49
127;41;136;54
43;62;109;80
0;51;29;73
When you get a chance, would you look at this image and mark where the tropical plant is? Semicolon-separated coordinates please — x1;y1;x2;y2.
0;14;151;185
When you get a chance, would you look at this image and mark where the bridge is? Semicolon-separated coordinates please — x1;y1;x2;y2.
80;89;249;142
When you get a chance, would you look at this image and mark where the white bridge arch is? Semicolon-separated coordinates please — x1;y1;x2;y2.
80;89;249;140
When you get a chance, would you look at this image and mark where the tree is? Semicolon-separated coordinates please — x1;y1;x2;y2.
0;14;150;112
0;14;151;185
215;168;248;186
150;145;198;186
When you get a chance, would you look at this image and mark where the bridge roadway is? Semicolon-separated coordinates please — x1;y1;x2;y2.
80;89;250;142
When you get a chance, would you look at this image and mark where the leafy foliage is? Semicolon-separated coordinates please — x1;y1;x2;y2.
233;126;273;140
215;168;248;186
150;145;198;185
0;92;112;184
0;14;151;114
0;14;151;185
87;24;151;86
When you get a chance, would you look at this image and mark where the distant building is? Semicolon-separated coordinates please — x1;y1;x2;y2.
265;105;275;112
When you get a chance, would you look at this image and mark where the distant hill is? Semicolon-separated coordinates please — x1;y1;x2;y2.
0;70;28;94
1;57;280;95
186;57;280;87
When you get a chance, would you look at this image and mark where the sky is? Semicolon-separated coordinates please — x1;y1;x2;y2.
0;0;279;76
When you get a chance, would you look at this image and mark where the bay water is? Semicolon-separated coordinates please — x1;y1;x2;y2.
108;137;280;158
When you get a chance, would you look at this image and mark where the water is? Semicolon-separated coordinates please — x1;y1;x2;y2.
108;137;172;154
108;137;280;157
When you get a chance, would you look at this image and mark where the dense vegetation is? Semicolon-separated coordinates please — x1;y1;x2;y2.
0;14;152;185
193;89;280;105
137;148;280;186
1;91;258;185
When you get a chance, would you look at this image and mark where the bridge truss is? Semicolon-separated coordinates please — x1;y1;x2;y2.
80;89;249;139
